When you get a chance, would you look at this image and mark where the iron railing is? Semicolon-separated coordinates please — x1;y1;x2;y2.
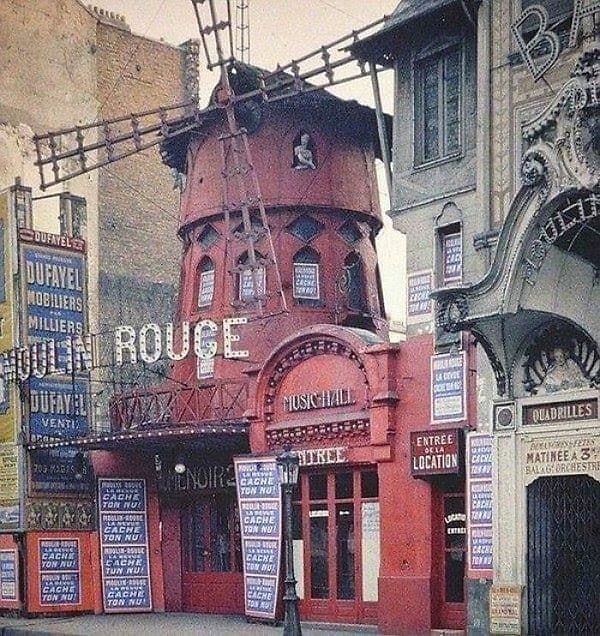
108;379;249;432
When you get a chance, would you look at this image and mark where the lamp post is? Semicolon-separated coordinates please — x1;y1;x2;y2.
276;446;302;636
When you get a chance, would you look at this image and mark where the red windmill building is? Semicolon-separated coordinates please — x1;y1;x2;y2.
9;4;462;633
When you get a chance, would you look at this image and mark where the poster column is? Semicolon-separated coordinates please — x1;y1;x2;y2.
234;456;282;620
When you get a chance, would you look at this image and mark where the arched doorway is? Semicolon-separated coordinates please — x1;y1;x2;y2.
527;475;600;634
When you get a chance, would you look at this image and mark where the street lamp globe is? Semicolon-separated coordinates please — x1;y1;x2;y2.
276;446;299;486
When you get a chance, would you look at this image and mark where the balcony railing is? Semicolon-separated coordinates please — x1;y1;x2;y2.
108;379;249;432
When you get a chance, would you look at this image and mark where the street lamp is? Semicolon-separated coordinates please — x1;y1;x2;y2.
276;446;302;636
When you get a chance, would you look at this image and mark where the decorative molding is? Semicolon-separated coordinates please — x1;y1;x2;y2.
521;48;600;194
521;322;600;396
25;499;95;531
263;338;368;423
435;293;469;333
266;418;370;449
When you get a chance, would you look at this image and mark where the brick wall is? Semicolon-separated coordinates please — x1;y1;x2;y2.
91;10;195;423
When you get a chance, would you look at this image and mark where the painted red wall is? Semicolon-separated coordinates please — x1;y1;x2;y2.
180;111;381;228
378;334;435;634
25;531;97;614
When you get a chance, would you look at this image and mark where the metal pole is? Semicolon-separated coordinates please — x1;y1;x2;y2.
282;481;302;636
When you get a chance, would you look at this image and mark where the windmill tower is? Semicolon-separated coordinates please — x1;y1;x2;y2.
33;0;393;393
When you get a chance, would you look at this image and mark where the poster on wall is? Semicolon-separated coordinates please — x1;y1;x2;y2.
0;548;18;601
407;270;433;324
467;433;493;576
98;478;152;613
0;444;19;530
442;232;462;284
431;351;466;423
0;194;19;532
0;192;16;445
233;456;282;620
39;538;80;605
19;232;91;495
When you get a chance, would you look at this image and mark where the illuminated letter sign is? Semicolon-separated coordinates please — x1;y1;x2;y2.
511;5;560;81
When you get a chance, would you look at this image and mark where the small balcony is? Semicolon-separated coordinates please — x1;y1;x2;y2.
108;379;250;433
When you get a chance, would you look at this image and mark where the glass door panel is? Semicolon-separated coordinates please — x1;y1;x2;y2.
309;502;329;599
336;502;355;599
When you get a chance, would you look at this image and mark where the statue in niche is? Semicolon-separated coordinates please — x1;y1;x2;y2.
170;167;187;191
539;346;587;394
292;131;316;170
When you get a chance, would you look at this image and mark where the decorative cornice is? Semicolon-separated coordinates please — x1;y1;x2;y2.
266;418;370;449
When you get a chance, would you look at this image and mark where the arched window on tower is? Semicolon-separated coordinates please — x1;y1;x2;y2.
293;246;321;306
236;251;266;302
342;252;367;314
197;257;215;308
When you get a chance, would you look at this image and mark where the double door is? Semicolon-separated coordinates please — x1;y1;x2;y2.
293;468;379;624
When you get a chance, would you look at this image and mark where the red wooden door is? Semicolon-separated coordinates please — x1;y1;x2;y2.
180;493;244;613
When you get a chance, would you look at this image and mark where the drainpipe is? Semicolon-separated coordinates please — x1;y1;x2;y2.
476;0;493;266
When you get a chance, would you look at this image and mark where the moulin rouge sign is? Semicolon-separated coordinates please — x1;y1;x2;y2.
0;318;250;384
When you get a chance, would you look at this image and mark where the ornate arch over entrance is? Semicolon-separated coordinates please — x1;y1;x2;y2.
433;49;600;398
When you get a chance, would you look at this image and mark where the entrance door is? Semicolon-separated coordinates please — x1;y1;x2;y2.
181;493;243;613
432;489;466;629
527;475;600;634
295;468;379;624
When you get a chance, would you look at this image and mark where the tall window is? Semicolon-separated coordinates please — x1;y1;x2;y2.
293;247;320;305
415;46;462;166
343;252;367;313
197;257;215;308
237;251;265;302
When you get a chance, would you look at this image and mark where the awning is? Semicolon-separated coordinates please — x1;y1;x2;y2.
350;0;467;64
26;421;250;454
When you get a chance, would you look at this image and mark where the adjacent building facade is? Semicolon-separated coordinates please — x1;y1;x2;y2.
358;0;600;634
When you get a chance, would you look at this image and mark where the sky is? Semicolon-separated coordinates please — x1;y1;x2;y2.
90;0;397;109
89;0;406;328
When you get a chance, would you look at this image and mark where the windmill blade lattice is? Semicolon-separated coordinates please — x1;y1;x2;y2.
32;0;392;312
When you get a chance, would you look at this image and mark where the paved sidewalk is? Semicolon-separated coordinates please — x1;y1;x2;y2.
0;613;378;636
